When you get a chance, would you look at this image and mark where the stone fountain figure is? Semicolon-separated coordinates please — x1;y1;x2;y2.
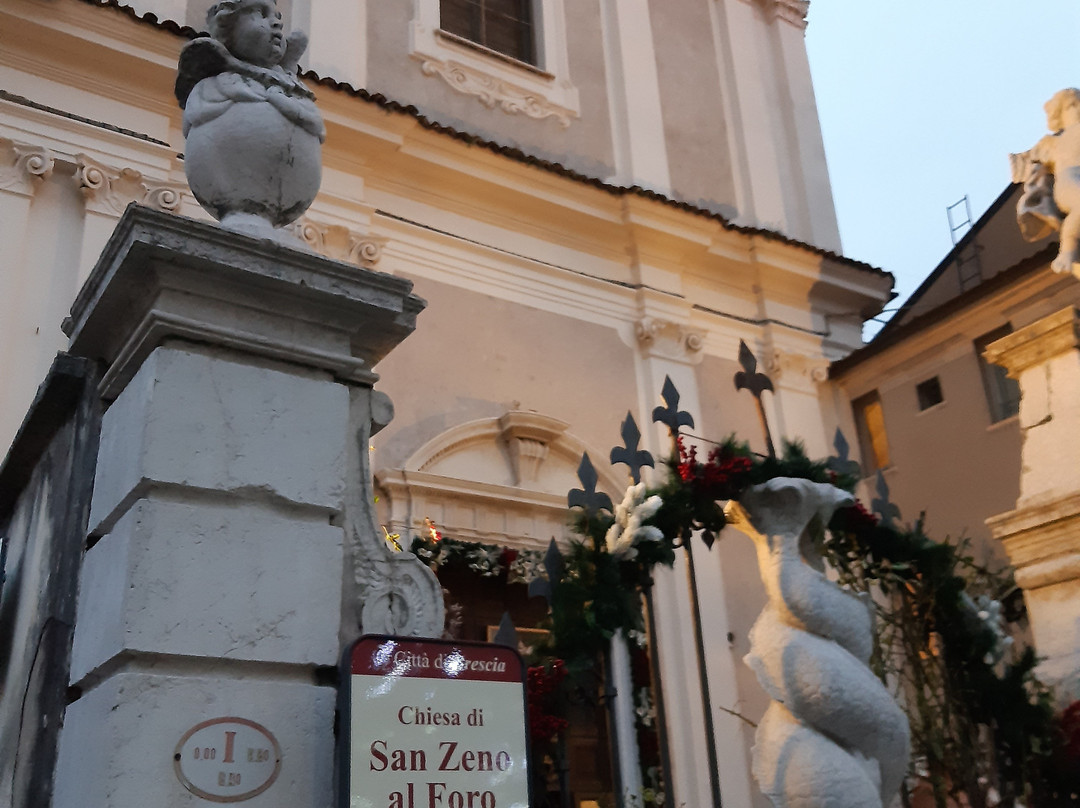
725;479;911;808
1010;88;1080;278
175;0;325;240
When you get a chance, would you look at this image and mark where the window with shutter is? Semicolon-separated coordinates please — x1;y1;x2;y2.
440;0;536;65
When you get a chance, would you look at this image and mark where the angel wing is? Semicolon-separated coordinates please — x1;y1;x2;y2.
1016;162;1061;242
281;30;309;75
175;38;234;109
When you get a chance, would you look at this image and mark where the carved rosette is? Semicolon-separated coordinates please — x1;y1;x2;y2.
417;57;574;128
725;479;910;808
75;155;186;215
288;217;387;267
0;138;55;196
634;316;705;363
346;390;445;640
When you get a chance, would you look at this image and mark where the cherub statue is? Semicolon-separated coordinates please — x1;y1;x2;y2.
1010;88;1080;276
175;0;325;239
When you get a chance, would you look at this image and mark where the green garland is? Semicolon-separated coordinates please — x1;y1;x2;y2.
398;434;1077;806
409;532;548;585
557;437;1073;807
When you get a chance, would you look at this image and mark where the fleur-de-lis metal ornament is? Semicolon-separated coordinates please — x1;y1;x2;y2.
734;339;776;458
492;611;520;648
528;538;564;604
872;470;902;529
609;412;654;484
827;428;863;481
652;376;695;440
567;453;614;518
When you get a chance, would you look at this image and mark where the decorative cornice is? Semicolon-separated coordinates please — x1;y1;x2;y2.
289;217;386;267
75;155;185;215
416;56;574;128
635;317;705;363
0;138;55;196
987;489;1080;589
983;306;1080;378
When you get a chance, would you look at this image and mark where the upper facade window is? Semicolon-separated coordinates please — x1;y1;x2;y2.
974;326;1020;424
440;0;536;66
410;0;580;127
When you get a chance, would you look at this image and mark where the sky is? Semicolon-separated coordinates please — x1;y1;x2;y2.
805;0;1080;331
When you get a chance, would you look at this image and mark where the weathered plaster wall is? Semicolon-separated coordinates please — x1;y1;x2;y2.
0;355;99;808
374;273;638;473
874;349;1022;559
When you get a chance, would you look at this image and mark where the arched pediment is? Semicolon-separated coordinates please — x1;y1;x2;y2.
375;412;623;550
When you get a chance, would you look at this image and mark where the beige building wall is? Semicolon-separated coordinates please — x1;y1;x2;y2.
833;253;1080;560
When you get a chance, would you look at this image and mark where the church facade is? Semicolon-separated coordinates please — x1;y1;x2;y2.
0;2;895;806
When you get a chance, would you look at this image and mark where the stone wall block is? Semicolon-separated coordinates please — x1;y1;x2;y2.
53;673;335;808
70;497;344;681
1018;352;1080;503
89;346;349;533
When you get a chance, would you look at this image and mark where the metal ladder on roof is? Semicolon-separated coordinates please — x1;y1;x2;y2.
947;195;984;292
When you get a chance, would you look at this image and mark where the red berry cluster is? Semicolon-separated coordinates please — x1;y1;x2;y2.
837;500;879;536
675;436;752;500
527;660;569;744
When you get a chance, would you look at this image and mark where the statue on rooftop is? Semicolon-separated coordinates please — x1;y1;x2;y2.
175;0;325;240
1010;88;1080;277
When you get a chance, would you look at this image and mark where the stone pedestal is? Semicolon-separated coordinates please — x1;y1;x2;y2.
52;205;444;807
986;307;1080;697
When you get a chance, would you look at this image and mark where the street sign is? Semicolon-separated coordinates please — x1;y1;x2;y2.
342;636;530;808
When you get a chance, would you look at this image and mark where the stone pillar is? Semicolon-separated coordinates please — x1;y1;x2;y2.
52;206;444;807
985;306;1080;697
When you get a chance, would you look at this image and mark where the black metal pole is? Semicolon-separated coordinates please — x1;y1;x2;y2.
683;536;724;808
603;648;626;808
556;732;571;808
643;582;675;808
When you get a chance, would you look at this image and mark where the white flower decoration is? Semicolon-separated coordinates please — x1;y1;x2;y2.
605;482;664;560
962;592;1013;665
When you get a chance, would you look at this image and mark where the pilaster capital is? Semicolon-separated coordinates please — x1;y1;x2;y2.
289;217;387;267
763;348;829;385
736;0;810;30
634;316;705;363
0;138;55;196
75;154;185;216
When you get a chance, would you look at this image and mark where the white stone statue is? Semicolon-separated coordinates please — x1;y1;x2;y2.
725;479;910;808
175;0;326;240
1010;88;1080;277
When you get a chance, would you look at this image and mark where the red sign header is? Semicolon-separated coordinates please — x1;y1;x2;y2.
350;637;523;683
